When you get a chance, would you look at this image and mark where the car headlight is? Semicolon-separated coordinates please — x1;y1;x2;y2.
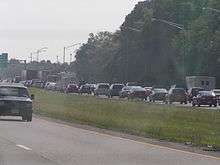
0;101;5;106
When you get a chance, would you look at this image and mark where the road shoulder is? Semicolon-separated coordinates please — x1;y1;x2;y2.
33;114;220;159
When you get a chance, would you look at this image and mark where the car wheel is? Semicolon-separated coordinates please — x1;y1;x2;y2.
184;101;187;104
214;104;217;107
27;113;32;122
180;102;183;104
198;104;201;107
22;115;27;122
192;103;195;107
209;104;212;107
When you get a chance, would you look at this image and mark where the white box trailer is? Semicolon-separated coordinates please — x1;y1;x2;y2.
186;76;216;90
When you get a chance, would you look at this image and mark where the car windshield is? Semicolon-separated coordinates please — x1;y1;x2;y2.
0;87;29;97
112;85;124;90
199;91;215;96
132;86;145;91
122;87;131;91
173;89;185;94
191;88;204;94
99;85;109;89
69;84;77;87
154;89;167;93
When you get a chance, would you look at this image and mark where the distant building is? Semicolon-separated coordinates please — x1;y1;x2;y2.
186;76;216;90
21;70;38;81
21;69;50;81
38;70;50;81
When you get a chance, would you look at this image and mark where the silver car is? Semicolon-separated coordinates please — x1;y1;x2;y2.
94;83;110;96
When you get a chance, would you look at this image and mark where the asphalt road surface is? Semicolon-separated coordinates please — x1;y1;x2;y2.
0;116;219;165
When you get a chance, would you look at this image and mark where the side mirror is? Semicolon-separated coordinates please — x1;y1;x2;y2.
31;94;35;100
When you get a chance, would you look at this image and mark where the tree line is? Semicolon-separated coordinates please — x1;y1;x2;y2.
74;0;220;87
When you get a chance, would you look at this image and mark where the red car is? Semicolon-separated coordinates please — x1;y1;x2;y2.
65;84;79;93
144;87;153;97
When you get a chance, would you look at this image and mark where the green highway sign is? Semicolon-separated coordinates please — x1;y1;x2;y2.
0;53;8;69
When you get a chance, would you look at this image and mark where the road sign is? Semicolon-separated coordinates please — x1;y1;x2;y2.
0;53;8;69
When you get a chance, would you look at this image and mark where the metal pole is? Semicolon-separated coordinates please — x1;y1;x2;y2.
29;53;33;63
63;47;66;63
70;54;72;63
57;56;59;63
37;50;39;62
24;60;27;70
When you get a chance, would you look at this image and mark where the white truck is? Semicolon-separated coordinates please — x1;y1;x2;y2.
186;76;216;90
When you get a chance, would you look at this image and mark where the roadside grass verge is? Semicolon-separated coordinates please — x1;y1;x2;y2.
29;88;220;147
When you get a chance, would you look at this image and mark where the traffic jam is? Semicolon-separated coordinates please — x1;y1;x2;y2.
17;76;220;108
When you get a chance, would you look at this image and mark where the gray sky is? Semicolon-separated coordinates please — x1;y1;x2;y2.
0;0;140;62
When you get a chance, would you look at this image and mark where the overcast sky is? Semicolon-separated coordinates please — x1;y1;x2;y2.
0;0;140;62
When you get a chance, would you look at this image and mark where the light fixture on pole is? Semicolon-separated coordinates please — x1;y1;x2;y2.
63;43;81;63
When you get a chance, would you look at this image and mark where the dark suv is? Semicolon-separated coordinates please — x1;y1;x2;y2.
108;84;124;98
192;91;217;107
166;88;187;104
0;83;34;122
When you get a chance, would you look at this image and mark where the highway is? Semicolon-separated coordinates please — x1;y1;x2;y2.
0;116;219;165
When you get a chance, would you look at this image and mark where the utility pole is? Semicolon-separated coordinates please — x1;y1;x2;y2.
57;56;59;64
63;43;81;63
29;53;33;63
70;54;73;63
63;47;66;63
31;47;48;62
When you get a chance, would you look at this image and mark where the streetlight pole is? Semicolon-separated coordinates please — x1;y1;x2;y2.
36;47;48;62
63;43;81;63
29;53;33;63
63;47;66;63
123;26;143;81
134;18;185;80
151;18;186;82
31;47;48;62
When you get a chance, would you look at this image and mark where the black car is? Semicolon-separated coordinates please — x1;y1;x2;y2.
187;87;204;103
108;84;124;98
79;84;92;94
192;91;217;107
0;83;34;122
165;88;188;104
65;84;79;93
149;88;167;102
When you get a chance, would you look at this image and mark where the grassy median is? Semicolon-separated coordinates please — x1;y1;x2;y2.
29;88;220;147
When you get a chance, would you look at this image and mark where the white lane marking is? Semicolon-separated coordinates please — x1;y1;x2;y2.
16;144;32;151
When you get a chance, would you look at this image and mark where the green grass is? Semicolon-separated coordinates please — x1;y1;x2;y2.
29;88;220;147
